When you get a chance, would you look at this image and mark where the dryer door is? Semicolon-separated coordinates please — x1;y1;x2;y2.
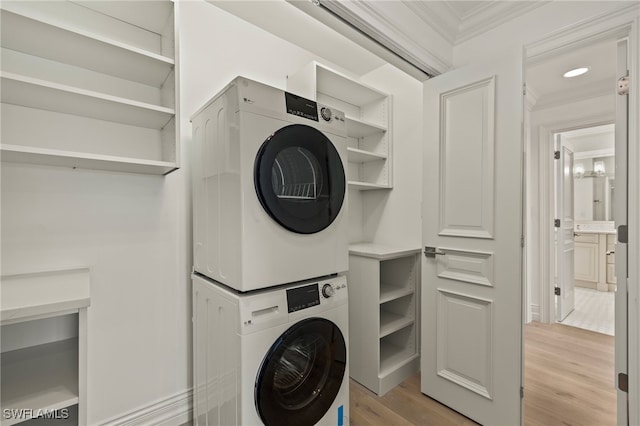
255;317;347;426
254;124;346;234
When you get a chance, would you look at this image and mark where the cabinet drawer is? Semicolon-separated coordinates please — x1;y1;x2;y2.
607;263;617;284
574;233;599;243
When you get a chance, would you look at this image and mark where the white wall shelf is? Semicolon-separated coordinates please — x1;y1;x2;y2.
1;73;175;129
347;243;420;395
0;144;178;176
0;1;179;175
0;9;174;87
287;62;392;189
1;268;89;425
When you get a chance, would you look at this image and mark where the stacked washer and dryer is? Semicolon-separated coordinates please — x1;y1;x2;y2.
191;76;350;426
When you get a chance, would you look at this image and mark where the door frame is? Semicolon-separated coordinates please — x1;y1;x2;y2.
524;6;639;424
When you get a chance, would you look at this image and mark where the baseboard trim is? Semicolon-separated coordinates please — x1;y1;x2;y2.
531;304;540;322
99;389;192;426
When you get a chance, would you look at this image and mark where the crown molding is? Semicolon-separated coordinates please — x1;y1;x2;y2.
403;1;458;45
456;1;550;43
319;0;453;75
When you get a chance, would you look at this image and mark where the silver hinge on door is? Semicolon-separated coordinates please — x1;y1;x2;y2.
617;76;629;96
618;373;628;392
520;386;524;398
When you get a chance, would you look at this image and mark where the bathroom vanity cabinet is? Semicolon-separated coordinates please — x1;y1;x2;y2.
574;231;616;292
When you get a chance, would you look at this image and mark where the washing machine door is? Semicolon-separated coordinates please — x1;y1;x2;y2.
254;124;346;234
255;317;347;426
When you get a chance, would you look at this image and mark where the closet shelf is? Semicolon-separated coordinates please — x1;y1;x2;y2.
0;9;174;87
379;312;414;338
348;181;391;190
1;338;78;426
347;147;387;164
380;285;414;304
1;72;175;129
346;117;387;138
379;341;419;377
316;65;386;106
1;145;177;176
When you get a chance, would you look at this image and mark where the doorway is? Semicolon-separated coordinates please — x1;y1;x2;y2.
555;124;616;336
524;33;621;426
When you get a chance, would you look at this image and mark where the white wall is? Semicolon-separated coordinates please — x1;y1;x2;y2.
358;65;423;248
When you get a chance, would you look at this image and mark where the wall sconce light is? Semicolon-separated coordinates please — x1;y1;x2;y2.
594;161;606;175
574;163;585;178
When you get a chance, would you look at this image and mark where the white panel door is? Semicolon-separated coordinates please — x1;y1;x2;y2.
421;48;523;426
556;144;575;321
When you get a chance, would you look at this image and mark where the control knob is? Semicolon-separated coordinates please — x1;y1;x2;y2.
321;283;335;298
320;107;332;121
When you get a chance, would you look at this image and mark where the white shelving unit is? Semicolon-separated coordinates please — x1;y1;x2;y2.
1;268;90;425
287;62;392;189
347;243;420;395
0;1;179;175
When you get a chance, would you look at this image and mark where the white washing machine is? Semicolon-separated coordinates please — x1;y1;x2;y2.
192;273;349;426
191;76;348;292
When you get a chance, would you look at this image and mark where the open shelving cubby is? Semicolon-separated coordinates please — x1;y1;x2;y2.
347;243;420;395
1;268;90;425
0;1;179;175
287;62;392;189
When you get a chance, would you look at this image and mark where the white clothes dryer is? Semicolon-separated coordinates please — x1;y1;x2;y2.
192;273;349;426
191;76;348;292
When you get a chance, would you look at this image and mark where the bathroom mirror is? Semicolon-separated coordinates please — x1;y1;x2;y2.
573;154;615;221
562;123;615;223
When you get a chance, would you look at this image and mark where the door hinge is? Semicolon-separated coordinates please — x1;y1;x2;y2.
554;219;561;228
618;225;628;243
521;235;525;248
617;75;629;96
523;83;527;96
618;373;628;392
520;386;524;398
554;150;560;160
554;287;561;296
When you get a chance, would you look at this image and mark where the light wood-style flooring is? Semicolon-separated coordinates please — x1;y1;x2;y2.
350;322;615;426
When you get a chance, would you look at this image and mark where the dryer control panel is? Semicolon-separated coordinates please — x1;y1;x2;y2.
286;275;347;313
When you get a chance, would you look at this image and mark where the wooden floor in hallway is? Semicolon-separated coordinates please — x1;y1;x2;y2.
350;322;615;426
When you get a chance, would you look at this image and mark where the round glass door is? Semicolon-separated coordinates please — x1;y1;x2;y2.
254;124;345;234
254;318;347;426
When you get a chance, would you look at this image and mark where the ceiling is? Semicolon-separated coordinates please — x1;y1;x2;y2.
526;37;618;109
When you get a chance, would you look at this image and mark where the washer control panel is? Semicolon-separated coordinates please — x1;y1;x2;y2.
286;275;347;313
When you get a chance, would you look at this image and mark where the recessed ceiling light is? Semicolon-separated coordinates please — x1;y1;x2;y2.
563;67;590;78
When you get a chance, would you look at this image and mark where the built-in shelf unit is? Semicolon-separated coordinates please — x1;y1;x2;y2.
347;243;420;395
0;1;179;175
287;62;392;189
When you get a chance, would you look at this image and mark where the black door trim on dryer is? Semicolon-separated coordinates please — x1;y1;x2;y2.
254;124;346;234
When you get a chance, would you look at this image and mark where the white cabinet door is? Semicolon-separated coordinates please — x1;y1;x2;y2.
421;49;523;425
574;242;598;282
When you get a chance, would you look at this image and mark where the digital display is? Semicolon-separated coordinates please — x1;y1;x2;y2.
285;92;319;121
287;283;320;313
